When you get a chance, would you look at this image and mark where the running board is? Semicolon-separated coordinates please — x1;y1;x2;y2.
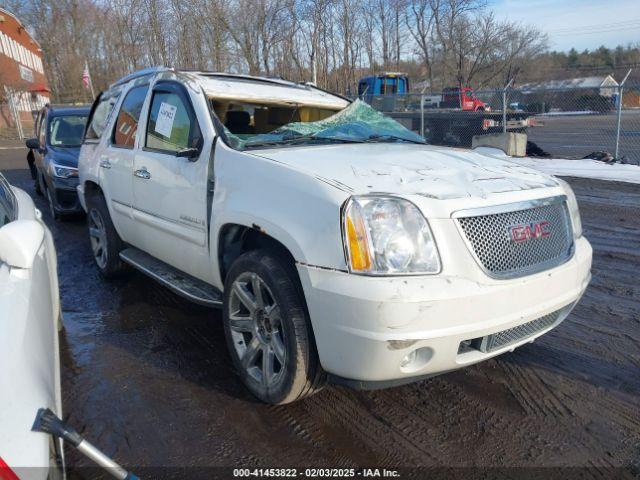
119;247;223;308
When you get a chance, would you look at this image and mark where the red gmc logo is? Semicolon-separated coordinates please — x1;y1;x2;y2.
508;221;551;243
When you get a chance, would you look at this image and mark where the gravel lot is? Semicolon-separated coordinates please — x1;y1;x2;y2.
2;155;639;479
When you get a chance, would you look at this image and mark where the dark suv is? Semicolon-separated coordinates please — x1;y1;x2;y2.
26;105;90;219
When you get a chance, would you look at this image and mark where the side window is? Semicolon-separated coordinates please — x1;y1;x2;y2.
112;85;149;148
34;110;42;138
85;94;119;141
38;111;47;146
146;91;202;154
0;175;17;228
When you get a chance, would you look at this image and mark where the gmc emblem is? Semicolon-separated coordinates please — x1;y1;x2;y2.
508;221;551;243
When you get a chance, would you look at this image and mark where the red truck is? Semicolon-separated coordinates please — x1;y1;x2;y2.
435;87;490;111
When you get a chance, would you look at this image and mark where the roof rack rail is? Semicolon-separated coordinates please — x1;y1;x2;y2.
110;66;172;88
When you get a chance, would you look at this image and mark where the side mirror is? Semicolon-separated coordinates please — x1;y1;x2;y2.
176;147;200;161
26;138;40;150
0;220;44;269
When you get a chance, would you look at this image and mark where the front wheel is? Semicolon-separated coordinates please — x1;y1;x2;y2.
223;250;324;404
86;193;126;278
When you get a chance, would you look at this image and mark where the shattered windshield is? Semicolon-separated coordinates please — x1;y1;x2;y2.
221;100;426;150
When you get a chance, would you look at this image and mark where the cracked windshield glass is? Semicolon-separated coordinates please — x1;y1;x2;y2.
218;99;426;150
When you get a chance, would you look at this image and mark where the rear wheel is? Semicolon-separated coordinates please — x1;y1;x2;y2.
223;250;324;404
86;192;126;278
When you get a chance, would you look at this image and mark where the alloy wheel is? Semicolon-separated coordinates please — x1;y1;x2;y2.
88;209;108;269
228;272;287;387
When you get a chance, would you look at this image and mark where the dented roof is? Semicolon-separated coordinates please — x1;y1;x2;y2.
195;73;350;109
109;68;350;110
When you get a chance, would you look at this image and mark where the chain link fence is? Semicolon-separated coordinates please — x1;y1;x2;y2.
1;82;639;165
356;81;640;164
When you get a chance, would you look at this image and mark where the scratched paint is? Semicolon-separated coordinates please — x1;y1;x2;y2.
251;143;557;200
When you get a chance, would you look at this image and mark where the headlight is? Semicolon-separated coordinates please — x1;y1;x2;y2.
557;178;582;238
342;196;441;275
49;163;78;178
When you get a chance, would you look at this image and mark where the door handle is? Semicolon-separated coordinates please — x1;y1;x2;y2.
99;157;111;169
134;168;151;180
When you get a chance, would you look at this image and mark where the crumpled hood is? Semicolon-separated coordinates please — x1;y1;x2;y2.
251;143;558;199
46;146;81;168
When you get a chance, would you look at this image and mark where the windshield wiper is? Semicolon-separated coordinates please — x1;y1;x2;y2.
365;134;426;145
245;135;363;149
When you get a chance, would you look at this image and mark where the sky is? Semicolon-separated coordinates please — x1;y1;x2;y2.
491;0;640;52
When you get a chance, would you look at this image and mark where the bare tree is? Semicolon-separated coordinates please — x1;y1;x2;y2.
3;0;550;101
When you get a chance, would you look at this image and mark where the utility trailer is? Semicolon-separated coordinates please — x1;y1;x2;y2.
388;109;536;147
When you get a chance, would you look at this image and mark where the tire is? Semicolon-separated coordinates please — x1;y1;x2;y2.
86;192;127;278
223;249;324;404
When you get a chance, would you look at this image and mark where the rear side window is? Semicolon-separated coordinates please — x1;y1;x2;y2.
146;92;201;154
38;110;47;146
0;175;17;228
34;109;44;139
112;85;149;148
85;94;118;141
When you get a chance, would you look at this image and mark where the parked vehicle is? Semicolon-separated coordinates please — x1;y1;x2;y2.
438;86;489;111
26;105;91;220
0;173;64;478
78;67;592;404
357;72;409;100
357;75;534;147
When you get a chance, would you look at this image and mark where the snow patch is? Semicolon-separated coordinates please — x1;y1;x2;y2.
474;147;640;185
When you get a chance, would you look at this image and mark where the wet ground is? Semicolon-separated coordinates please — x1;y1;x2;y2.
2;161;639;479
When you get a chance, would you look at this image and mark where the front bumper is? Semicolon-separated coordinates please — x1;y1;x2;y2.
297;236;592;383
49;177;82;214
77;182;87;212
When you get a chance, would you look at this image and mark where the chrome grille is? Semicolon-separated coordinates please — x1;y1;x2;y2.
481;310;560;352
458;305;572;355
456;198;573;279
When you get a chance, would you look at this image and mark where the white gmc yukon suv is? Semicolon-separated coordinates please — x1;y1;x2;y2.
78;68;592;404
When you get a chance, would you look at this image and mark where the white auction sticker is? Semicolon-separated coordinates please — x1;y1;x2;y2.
155;102;177;138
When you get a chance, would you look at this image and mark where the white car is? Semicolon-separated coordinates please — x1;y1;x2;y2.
78;68;592;404
0;173;64;478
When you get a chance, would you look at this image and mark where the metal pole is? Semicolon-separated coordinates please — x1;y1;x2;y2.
6;87;24;140
420;93;425;138
419;83;429;139
614;69;632;160
76;440;129;480
89;73;96;100
503;79;514;134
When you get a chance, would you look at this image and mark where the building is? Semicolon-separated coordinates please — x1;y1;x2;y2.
520;75;619;98
622;89;640;108
0;7;50;135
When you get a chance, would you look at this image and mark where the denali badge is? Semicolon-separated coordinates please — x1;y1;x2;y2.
508;221;551;243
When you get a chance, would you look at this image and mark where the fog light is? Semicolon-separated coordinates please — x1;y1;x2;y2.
400;350;418;368
399;346;433;373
